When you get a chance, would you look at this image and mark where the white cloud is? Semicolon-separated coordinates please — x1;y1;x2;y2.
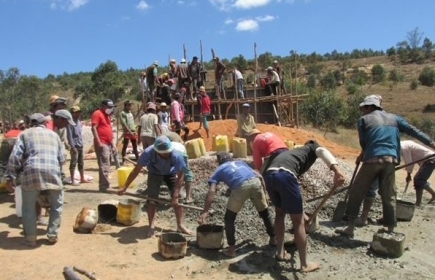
47;0;90;11
234;0;271;9
136;0;150;11
209;0;232;11
255;14;275;22
224;18;234;25
235;19;259;31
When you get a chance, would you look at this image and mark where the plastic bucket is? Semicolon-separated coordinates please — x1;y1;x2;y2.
396;199;415;221
116;199;141;225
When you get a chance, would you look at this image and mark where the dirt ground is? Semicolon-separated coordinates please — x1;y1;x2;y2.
1;151;435;280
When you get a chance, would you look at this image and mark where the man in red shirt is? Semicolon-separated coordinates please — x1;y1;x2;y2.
91;99;116;192
247;129;288;174
198;86;211;138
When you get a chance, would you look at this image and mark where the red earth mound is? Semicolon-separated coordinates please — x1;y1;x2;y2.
186;120;359;159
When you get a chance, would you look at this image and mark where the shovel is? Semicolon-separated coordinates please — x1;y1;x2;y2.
332;162;360;222
306;183;341;230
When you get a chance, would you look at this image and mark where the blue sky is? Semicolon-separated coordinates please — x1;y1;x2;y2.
1;0;434;78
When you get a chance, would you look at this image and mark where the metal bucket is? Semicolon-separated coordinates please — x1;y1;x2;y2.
396;199;415;221
196;224;224;249
158;233;187;259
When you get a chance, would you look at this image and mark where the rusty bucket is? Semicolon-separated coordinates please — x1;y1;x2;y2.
196;224;224;249
158;233;187;259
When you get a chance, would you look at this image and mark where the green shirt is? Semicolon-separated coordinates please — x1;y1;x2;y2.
120;110;136;132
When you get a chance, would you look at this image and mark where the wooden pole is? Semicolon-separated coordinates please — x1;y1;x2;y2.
183;43;187;61
254;43;258;122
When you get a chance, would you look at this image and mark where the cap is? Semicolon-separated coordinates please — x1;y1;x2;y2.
18;120;25;124
160;102;167;107
154;136;174;154
124;100;132;106
49;95;60;104
199;86;205;92
29;113;46;124
359;95;382;109
214;56;219;60
54;109;76;126
180;58;186;63
71;105;81;113
153;60;159;66
162;73;169;78
216;152;233;165
247;129;261;137
52;97;67;105
273;60;278;64
102;99;116;107
266;66;273;71
192;56;198;60
147;102;156;110
242;103;250;108
170;59;176;63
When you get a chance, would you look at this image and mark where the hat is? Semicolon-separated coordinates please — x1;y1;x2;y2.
359;95;382;109
124;100;132;106
247;129;261;137
170;59;176;64
153;61;159;66
266;66;273;71
216;152;233;165
199;86;205;92
242;103;250;108
18;120;25;124
29;113;46;124
147;102;156;110
273;60;278;64
54;109;75;126
154;136;174;154
214;56;219;60
162;73;169;78
102;99;116;108
49;95;60;104
160;102;167;107
52;97;67;105
71;105;81;113
180;58;186;63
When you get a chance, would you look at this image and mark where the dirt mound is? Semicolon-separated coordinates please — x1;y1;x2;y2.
186;120;359;159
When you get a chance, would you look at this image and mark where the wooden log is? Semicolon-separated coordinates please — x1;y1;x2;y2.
73;266;100;280
63;267;81;280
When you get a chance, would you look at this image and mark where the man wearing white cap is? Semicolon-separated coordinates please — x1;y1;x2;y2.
118;135;192;237
237;103;256;139
336;94;435;238
177;58;191;99
5;112;68;246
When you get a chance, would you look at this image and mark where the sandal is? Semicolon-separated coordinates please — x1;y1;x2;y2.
47;236;58;244
334;228;354;239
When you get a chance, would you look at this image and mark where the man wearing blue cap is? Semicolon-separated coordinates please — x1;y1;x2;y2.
118;135;192;237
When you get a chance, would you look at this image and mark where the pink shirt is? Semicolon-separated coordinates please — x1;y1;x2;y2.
171;100;184;122
401;140;435;174
252;132;287;170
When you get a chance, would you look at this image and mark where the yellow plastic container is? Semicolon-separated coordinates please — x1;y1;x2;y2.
214;135;229;153
116;199;141;226
117;167;136;189
186;139;202;159
285;140;295;150
197;138;207;156
232;138;247;158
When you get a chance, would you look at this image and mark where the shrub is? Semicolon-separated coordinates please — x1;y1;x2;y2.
346;83;359;95
410;79;419;90
418;66;435;87
307;74;317;88
388;69;403;83
350;69;369;86
320;71;337;90
371;64;386;83
340;92;366;129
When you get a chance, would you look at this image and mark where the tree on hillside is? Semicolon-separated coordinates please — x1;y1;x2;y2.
407;27;423;49
230;54;248;72
418;67;435;87
91;60;125;103
258;52;274;68
320;71;337;90
371;64;386;83
422;37;434;59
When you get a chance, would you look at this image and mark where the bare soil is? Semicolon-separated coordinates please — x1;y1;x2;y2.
1;138;435;280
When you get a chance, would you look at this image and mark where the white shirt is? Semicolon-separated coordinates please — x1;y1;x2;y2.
171;141;187;156
234;69;243;80
139;113;158;138
401;140;435;174
269;70;280;83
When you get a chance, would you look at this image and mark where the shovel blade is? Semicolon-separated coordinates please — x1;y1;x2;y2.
332;201;348;222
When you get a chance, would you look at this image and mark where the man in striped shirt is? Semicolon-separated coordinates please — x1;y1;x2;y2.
5;111;74;246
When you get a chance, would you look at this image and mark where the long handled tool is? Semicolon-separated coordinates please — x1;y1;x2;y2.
107;189;207;212
332;162;360;222
307;183;340;227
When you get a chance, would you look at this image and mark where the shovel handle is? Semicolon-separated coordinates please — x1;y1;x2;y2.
395;153;435;171
307;184;340;225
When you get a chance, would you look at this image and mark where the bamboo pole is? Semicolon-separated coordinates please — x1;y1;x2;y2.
253;43;258;122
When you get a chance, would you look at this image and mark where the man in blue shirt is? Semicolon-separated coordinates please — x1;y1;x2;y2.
198;152;276;258
119;135;192;237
